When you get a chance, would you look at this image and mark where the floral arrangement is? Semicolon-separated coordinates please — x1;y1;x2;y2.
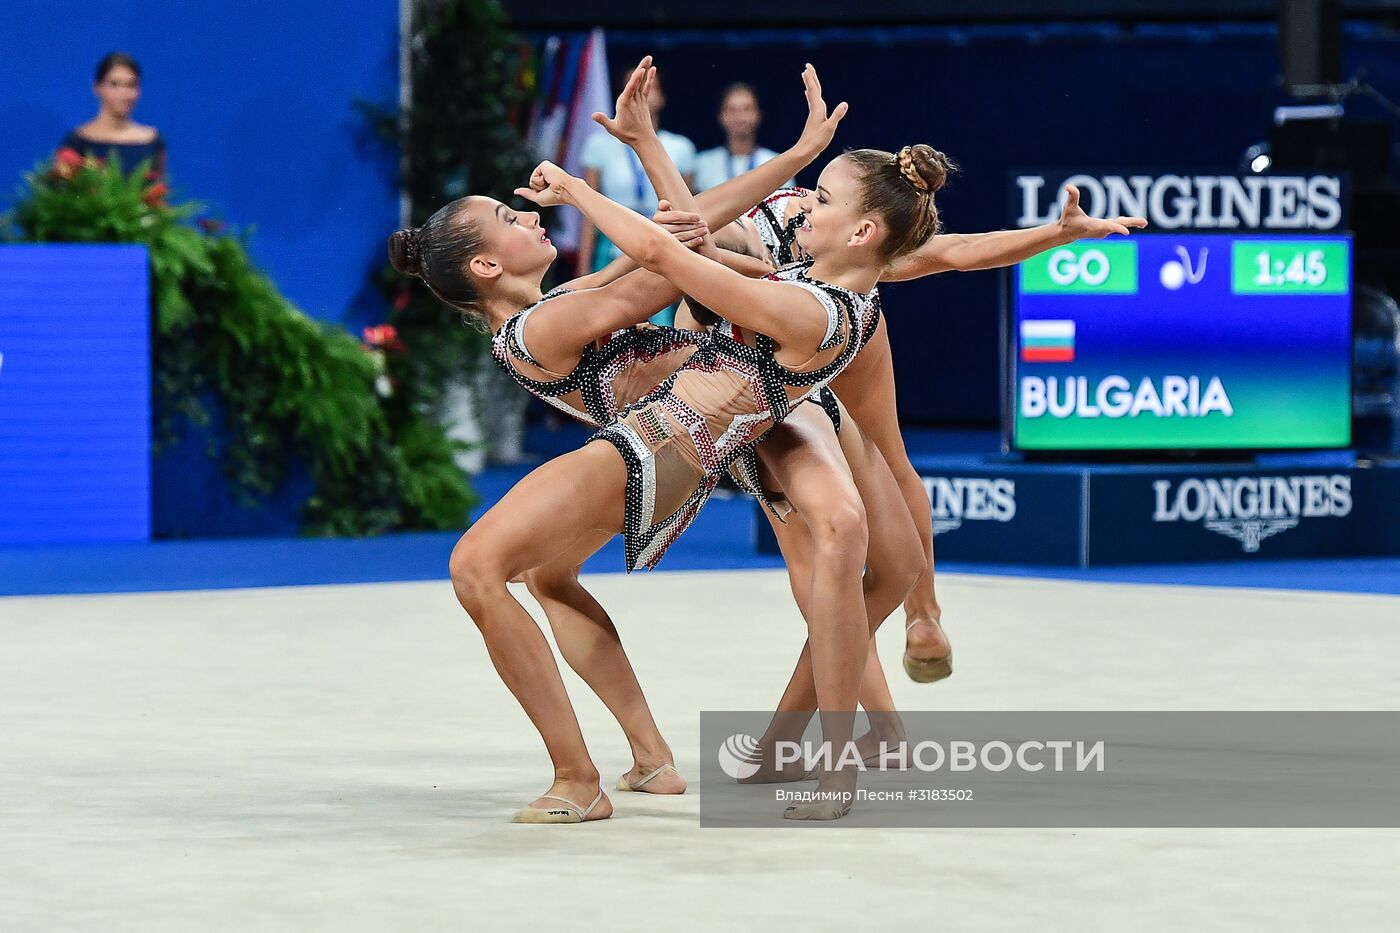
2;155;476;535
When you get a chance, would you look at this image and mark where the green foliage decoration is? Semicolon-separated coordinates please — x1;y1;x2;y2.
3;153;476;535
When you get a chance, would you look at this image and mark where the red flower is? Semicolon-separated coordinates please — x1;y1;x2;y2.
142;181;170;208
362;324;405;352
198;218;225;234
392;289;410;312
50;146;85;181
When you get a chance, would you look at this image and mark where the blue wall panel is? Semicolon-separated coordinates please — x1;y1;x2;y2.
0;245;150;543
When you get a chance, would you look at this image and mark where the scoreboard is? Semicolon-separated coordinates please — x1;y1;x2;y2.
1009;233;1352;452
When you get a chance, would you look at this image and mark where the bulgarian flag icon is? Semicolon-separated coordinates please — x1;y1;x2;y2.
1020;319;1075;363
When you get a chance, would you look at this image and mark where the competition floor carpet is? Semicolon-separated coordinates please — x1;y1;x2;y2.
3;570;1398;930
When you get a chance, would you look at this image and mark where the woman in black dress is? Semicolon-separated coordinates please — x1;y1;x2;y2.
58;52;165;179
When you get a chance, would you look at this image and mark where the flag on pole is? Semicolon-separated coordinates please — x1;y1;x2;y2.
527;29;611;252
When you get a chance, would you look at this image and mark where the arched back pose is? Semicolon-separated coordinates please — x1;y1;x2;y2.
493;63;926;791
563;68;931;768
393;73;953;824
379;61;918;810
394;110;940;829
686;178;1148;683
493;66;1148;800
393;61;901;814
511;123;956;818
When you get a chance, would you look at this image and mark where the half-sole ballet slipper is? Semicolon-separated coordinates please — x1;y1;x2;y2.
782;798;853;821
615;763;684;793
903;619;953;684
512;790;606;824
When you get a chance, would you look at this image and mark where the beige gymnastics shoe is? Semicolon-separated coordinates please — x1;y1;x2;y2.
512;789;609;824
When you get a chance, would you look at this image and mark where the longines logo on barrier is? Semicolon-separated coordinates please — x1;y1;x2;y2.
922;477;1017;535
1151;474;1352;552
1015;173;1344;231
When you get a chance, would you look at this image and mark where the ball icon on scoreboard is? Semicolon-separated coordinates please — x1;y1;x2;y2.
1159;260;1186;290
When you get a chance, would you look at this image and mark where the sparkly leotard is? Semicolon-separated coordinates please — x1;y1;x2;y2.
492;267;877;572
746;186;812;267
695;189;884;498
492;288;705;427
744;187;883;354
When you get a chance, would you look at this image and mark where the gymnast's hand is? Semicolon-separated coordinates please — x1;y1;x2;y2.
1057;184;1149;239
593;55;657;145
515;161;576;208
653;200;708;250
794;63;849;158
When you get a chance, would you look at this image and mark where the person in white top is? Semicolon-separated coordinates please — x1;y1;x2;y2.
577;66;696;275
692;83;793;193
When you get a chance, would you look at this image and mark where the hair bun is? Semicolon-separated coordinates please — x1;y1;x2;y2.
388;228;422;276
898;144;956;194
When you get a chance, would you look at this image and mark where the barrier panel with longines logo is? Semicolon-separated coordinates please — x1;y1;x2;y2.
915;468;1082;564
754;462;1400;566
1084;463;1400;564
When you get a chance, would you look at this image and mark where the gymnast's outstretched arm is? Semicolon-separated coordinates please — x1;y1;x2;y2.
881;184;1147;280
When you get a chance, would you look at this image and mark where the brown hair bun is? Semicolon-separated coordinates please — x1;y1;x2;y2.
898;144;954;194
387;228;422;277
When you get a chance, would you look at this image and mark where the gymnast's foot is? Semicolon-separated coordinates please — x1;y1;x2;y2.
737;739;810;785
513;776;613;824
903;610;953;684
617;758;688;794
853;732;910;769
784;770;858;821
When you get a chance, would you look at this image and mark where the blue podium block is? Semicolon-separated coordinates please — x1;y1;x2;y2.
0;245;151;543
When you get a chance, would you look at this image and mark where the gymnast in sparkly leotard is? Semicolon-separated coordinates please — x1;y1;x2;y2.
392;74;940;823
706;178;1147;682
492;257;874;571
393;59;1145;825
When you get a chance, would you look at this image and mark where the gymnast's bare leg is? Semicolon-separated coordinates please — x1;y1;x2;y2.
521;532;687;795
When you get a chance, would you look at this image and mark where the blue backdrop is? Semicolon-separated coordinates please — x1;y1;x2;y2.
0;0;400;331
4;14;1399;428
606;22;1400;424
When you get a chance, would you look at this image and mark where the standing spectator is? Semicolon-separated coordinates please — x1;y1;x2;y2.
58;52;166;178
692;83;792;193
576;66;695;275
